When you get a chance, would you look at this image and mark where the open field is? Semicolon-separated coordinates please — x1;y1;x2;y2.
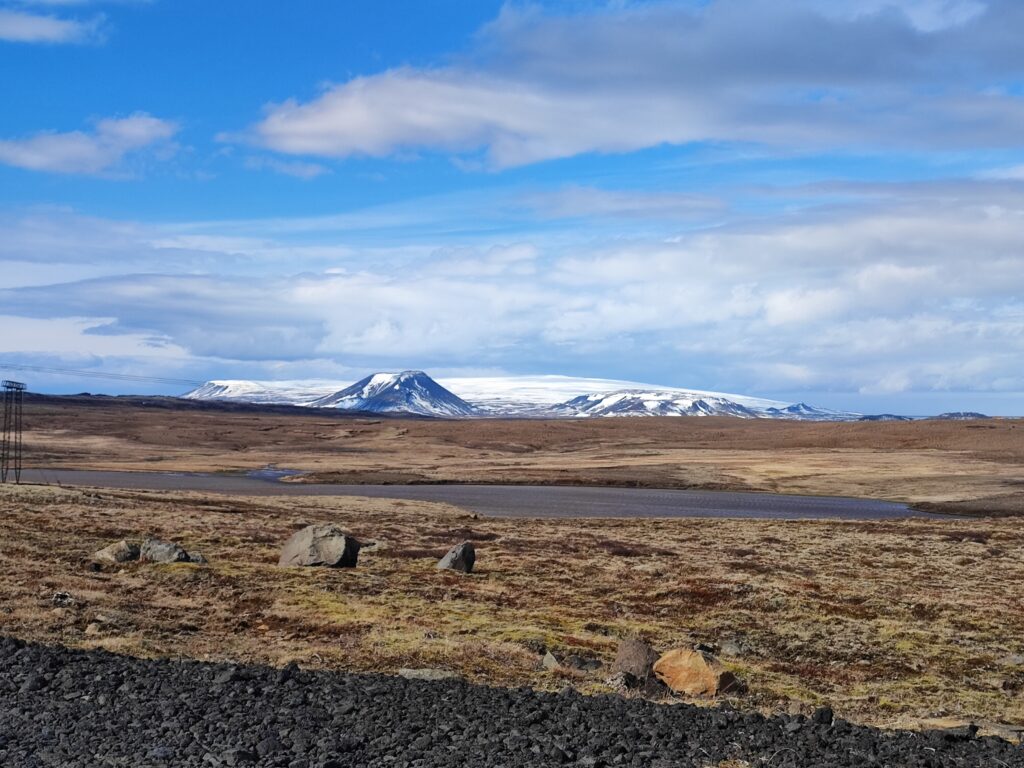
2;482;1023;736
6;396;1024;736
21;395;1024;515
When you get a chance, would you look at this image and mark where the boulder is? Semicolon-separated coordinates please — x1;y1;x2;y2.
93;540;140;564
652;647;741;697
140;538;191;564
542;651;561;671
612;637;659;681
278;524;361;568
437;541;475;573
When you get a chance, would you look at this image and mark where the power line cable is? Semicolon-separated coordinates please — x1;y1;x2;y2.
0;363;203;387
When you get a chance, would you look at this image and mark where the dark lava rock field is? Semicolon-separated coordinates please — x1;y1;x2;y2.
1;637;1021;768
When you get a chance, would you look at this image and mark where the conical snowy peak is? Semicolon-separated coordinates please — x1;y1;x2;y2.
310;371;477;417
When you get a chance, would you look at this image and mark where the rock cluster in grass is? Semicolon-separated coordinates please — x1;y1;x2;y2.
92;537;206;566
607;637;741;698
1;637;1020;768
276;525;477;574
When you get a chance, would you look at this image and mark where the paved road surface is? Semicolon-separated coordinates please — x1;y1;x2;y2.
16;468;930;520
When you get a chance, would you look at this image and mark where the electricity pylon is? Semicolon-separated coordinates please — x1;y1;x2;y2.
1;380;25;484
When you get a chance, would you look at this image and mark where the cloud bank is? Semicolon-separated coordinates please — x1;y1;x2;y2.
238;0;1024;168
3;179;1023;404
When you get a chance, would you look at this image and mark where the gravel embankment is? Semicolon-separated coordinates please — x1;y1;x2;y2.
1;637;1021;768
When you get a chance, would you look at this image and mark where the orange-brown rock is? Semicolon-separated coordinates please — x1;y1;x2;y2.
652;648;741;697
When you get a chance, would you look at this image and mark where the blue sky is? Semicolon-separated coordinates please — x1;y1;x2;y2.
2;0;1024;414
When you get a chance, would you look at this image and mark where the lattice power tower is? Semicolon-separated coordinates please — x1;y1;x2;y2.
1;380;25;483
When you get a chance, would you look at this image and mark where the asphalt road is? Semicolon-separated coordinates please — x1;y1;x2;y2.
16;468;929;520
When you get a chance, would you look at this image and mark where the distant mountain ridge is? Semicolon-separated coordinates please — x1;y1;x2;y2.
553;390;763;418
183;371;866;420
182;380;339;407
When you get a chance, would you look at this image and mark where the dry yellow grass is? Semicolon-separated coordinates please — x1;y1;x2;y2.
2;483;1022;732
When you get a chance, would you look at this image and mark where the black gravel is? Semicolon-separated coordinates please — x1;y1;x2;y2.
1;637;1021;768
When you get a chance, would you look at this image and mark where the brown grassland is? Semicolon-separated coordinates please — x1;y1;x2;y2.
2;397;1024;736
20;396;1024;514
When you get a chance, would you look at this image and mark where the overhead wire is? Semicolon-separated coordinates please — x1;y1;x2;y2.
0;363;203;387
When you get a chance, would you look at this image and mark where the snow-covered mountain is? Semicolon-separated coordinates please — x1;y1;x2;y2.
182;380;341;406
309;371;477;417
553;390;762;418
435;375;788;416
762;402;855;421
182;373;861;420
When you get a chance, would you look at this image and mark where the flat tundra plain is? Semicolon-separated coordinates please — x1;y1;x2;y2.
2;397;1023;736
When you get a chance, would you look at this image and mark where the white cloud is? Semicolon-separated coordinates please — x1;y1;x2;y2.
0;113;178;175
0;8;100;43
804;0;986;31
979;164;1024;180
244;156;330;179
0;314;186;357
523;185;724;220
233;0;1024;169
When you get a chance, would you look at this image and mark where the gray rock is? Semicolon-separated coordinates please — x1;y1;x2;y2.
542;651;561;671
93;540;140;564
278;524;361;568
140;538;191;564
148;746;174;761
213;667;243;685
611;637;659;681
720;637;747;657
255;736;283;756
397;668;460;681
564;654;602;672
437;541;475;573
604;671;639;692
19;674;47;693
221;748;257;765
277;662;300;684
938;724;979;742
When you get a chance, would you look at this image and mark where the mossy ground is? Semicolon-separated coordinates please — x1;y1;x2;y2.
1;483;1022;733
